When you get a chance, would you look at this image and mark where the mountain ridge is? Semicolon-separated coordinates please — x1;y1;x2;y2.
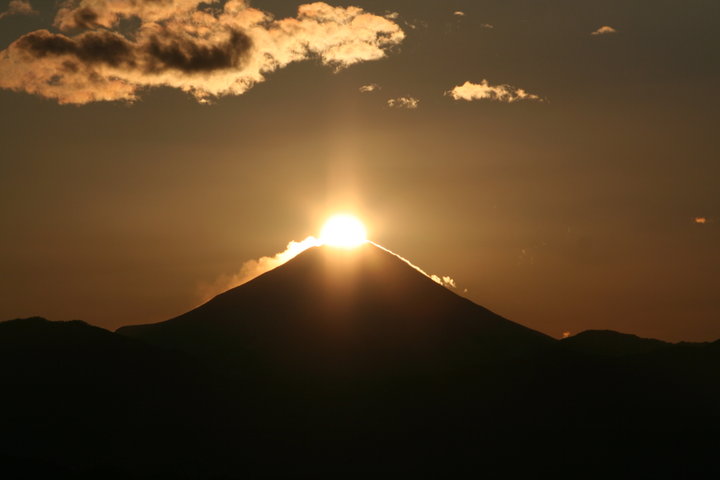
3;245;720;477
116;243;556;372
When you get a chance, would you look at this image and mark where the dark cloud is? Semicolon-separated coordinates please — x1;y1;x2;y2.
0;2;405;104
17;30;135;68
144;28;251;74
14;27;252;75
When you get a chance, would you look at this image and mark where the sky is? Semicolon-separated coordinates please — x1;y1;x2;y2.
0;0;718;341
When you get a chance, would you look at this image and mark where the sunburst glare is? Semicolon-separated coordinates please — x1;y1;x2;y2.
319;214;368;248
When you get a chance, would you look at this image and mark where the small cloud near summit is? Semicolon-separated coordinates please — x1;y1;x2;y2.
387;96;419;109
591;25;617;35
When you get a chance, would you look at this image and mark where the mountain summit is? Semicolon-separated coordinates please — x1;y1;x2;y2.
118;243;554;372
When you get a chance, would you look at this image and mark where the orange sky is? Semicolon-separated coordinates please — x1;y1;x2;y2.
0;0;718;341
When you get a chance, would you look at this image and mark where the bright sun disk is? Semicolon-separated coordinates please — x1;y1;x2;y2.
320;214;368;248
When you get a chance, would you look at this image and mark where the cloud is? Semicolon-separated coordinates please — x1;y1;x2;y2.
53;0;208;30
371;242;457;289
0;0;37;20
359;83;379;93
446;80;542;103
591;25;617;36
198;236;322;302
0;1;405;104
432;275;456;289
387;96;418;109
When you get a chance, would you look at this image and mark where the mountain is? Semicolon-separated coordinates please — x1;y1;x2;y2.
561;329;674;356
117;244;555;375
3;246;720;478
0;317;212;479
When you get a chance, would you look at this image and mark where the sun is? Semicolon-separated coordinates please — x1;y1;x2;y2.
319;214;368;248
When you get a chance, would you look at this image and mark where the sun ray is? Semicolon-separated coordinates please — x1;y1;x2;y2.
319;214;368;248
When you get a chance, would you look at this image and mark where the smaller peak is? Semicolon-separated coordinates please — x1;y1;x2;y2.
1;316;49;324
562;329;669;357
0;317;116;350
567;329;653;340
1;316;95;329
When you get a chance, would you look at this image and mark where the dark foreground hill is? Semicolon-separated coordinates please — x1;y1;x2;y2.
2;245;719;478
0;317;214;478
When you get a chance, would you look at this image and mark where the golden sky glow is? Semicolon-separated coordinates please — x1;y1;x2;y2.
197;215;457;302
0;2;718;342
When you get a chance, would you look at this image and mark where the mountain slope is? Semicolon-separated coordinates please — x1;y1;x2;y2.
561;329;674;357
118;244;555;373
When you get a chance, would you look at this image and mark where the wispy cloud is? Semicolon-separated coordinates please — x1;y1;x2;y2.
452;11;493;29
387;96;419;109
446;80;542;103
0;1;405;104
591;25;617;36
359;83;380;93
198;236;322;302
0;0;37;20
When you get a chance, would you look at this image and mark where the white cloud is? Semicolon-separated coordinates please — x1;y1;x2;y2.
359;83;380;93
387;96;419;109
591;25;617;36
0;1;405;104
198;236;322;302
431;275;457;289
446;80;542;103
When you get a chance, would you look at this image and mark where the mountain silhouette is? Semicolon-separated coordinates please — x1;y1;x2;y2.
2;245;720;478
0;317;212;479
561;329;674;356
118;244;555;374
